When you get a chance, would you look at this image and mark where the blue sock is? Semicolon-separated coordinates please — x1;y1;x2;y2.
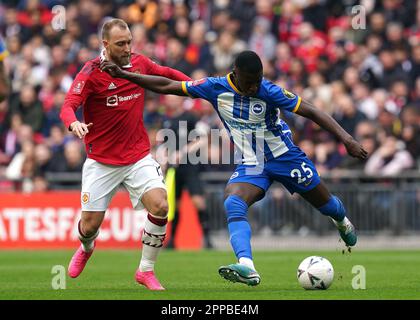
317;195;346;221
224;195;252;260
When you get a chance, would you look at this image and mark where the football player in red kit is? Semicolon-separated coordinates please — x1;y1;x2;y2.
60;18;191;291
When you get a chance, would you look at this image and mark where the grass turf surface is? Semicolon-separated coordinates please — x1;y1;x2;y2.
0;249;419;300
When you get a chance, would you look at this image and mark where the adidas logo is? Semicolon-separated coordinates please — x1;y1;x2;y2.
108;82;117;90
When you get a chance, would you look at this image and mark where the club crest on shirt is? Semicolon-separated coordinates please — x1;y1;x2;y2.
282;88;296;99
72;81;85;94
250;102;265;115
81;192;90;204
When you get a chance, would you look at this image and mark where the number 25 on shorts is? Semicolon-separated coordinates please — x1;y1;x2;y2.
290;162;314;185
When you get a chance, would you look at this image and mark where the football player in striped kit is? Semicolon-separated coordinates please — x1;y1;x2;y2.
101;50;367;287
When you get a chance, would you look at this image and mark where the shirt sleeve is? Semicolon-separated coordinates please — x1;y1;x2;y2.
60;64;94;129
265;81;302;113
180;78;213;101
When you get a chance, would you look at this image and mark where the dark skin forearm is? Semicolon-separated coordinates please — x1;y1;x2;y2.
101;61;185;96
101;61;367;160
296;100;352;143
122;70;184;95
296;99;368;159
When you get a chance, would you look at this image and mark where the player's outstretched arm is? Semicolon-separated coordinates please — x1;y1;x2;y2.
100;61;186;96
295;99;368;160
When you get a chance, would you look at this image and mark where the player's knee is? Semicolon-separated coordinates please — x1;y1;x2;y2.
80;215;102;237
148;199;169;217
224;195;248;222
224;188;244;202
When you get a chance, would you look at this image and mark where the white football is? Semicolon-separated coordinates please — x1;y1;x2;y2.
297;256;334;290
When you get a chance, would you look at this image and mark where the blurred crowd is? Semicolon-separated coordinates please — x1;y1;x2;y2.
0;0;419;193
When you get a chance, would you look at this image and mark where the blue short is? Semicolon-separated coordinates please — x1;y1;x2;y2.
227;145;320;195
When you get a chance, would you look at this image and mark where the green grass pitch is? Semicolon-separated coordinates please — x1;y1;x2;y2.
0;249;419;300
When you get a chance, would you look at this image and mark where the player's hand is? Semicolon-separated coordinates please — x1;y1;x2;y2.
70;121;93;139
100;61;125;78
344;138;368;160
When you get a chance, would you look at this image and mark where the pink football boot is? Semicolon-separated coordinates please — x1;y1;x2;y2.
135;270;165;291
68;243;95;278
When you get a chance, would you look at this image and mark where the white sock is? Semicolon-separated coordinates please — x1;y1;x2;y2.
334;216;348;227
139;213;167;272
78;222;99;252
239;257;256;271
80;242;95;252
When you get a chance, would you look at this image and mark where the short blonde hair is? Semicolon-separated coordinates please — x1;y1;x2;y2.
101;18;129;40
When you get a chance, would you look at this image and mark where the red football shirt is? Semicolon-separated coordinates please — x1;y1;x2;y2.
60;53;191;165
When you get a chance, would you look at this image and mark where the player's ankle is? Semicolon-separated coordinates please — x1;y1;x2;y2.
334;216;348;226
239;257;256;271
80;241;95;252
139;258;155;272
